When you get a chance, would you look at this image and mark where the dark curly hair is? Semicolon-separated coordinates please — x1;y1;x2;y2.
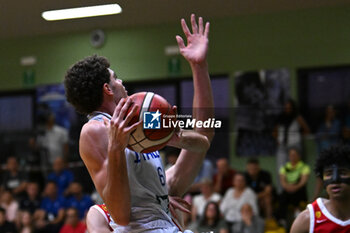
315;145;350;177
64;55;111;114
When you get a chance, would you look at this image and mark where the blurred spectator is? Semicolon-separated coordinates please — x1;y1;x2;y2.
18;210;34;233
342;125;350;146
213;158;236;195
65;181;94;219
316;105;341;153
187;159;215;195
36;113;69;165
191;178;221;222
342;98;350;146
34;181;65;233
59;207;86;233
19;182;41;214
0;189;19;222
0;207;17;233
232;203;264;233
274;99;310;192
244;158;273;219
195;201;228;233
163;147;180;171
277;147;310;224
1;156;27;196
312;105;343;201
90;190;103;205
220;172;258;227
47;157;74;196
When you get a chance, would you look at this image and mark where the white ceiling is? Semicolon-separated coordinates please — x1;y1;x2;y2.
2;0;350;39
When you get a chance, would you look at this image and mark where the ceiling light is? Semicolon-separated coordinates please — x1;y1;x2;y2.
42;3;122;21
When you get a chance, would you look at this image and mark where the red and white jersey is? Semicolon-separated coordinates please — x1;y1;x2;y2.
307;198;350;233
92;204;114;232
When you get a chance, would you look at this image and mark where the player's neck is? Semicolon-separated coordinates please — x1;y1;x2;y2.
97;101;115;116
328;198;350;220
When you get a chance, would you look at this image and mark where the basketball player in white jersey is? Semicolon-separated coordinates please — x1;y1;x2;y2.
64;14;214;232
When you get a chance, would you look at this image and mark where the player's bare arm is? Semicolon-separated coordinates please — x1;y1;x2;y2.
167;129;210;153
177;14;214;141
290;209;310;233
80;97;140;226
166;14;214;197
86;207;112;233
166;130;210;195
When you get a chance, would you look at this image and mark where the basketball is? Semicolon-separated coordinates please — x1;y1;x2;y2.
127;92;177;153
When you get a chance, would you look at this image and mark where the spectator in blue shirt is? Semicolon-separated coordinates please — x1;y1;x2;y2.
47;157;74;196
65;181;94;219
34;181;66;233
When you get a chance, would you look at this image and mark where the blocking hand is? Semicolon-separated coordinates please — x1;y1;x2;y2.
176;14;210;65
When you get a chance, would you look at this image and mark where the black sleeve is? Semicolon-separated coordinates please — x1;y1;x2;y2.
19;171;28;182
1;171;9;189
262;170;272;185
244;172;252;186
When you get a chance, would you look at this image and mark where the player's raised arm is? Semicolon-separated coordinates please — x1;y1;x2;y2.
167;14;214;196
176;14;214;141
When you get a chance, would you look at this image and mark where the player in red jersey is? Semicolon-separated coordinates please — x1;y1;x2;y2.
86;196;191;233
86;204;113;233
290;145;350;233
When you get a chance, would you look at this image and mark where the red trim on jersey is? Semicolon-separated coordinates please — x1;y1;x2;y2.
309;198;350;233
96;204;114;232
171;217;183;232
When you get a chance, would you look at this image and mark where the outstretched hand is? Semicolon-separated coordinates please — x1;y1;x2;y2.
176;14;209;65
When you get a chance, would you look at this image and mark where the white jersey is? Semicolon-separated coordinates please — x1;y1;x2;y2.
89;112;185;233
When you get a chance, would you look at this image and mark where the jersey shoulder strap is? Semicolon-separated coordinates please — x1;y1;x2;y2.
88;111;112;122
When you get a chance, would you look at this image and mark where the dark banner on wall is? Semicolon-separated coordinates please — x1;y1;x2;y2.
36;83;75;129
235;68;290;156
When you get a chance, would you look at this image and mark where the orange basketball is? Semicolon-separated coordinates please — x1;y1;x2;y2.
127;92;176;153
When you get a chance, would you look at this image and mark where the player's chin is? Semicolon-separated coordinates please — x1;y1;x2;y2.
328;185;347;198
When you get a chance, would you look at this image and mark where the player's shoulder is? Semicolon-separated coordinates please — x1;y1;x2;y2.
290;208;310;233
81;118;107;134
79;120;109;164
80;117;108;141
